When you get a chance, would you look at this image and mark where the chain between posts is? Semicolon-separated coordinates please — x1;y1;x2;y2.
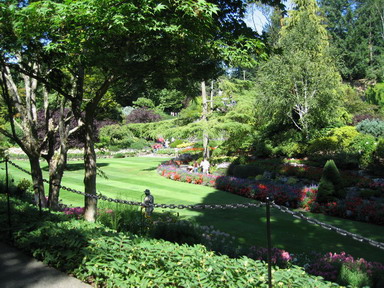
6;159;384;250
6;160;264;210
272;203;384;250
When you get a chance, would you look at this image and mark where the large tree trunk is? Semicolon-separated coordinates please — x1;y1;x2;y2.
47;149;67;210
83;116;98;222
29;154;47;208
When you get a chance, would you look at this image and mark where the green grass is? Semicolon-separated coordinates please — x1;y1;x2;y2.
2;157;384;264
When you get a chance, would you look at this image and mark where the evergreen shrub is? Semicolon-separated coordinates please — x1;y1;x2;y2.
317;179;335;203
317;160;345;203
356;119;384;138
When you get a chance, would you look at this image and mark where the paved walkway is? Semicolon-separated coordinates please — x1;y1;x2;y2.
0;242;92;288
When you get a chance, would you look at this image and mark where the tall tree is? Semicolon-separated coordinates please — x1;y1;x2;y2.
1;0;259;222
319;0;384;81
256;0;342;138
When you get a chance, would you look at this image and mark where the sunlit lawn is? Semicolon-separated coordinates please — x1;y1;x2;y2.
3;157;384;263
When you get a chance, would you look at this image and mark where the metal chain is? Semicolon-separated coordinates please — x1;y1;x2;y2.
7;160;264;210
272;203;384;251
0;160;6;164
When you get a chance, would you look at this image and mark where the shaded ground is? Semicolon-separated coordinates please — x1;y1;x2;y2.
0;242;91;288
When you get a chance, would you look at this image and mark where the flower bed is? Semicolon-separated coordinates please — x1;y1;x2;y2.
157;164;384;225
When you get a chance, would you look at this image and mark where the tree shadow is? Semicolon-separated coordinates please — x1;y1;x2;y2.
141;167;158;171
42;162;109;172
190;178;384;264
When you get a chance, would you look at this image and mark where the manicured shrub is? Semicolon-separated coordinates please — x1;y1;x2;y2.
328;126;360;148
317;179;335;203
319;160;345;200
308;136;339;155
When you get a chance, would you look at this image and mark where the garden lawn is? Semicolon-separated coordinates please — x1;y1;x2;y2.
3;157;384;264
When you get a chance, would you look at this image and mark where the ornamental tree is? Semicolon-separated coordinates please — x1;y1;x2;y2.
1;0;276;221
256;0;343;139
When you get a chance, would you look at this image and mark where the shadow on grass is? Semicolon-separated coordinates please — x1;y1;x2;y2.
42;162;109;172
190;185;384;264
141;167;158;171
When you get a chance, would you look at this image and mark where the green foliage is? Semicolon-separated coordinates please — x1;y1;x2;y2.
0;195;341;288
153;89;185;112
349;133;377;169
256;0;343;137
230;165;264;179
319;1;384;81
130;139;149;150
169;139;183;148
132;97;155;109
308;126;360;156
375;138;384;159
328;126;360;148
366;83;384;107
317;160;345;203
308;136;339;155
97;124;135;149
97;202;142;234
15;178;32;198
337;263;373;288
317;179;335;204
356;118;384;138
369;138;384;176
177;98;202;125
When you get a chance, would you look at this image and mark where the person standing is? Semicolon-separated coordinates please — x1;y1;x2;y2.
200;159;210;174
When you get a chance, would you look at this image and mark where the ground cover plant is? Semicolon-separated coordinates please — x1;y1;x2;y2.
2;157;384;267
0;195;342;288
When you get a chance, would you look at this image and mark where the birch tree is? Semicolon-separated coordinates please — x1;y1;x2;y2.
257;0;342;138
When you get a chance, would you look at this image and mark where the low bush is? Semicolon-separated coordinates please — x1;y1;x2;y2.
129;139;149;150
231;165;264;179
169;139;184;148
97;124;136;149
125;108;162;124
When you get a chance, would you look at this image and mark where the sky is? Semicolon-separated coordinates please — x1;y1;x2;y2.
244;0;294;34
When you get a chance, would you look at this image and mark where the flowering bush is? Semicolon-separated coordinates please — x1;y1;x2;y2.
62;207;85;217
246;246;292;268
307;252;384;286
158;164;384;225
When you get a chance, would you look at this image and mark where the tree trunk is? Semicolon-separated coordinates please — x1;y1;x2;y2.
201;81;210;160
29;154;47;208
47;149;67;210
83;117;97;222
